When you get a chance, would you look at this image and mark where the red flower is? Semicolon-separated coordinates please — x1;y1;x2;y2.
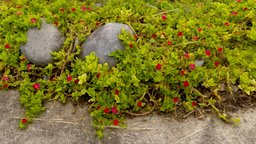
71;7;76;12
183;81;189;87
33;83;40;91
151;34;157;39
173;97;180;103
67;75;72;82
113;119;119;126
3;83;8;88
224;22;229;26
74;78;79;84
167;40;172;46
103;108;110;114
205;50;211;56
243;7;248;11
156;63;162;70
198;28;203;32
192;36;199;41
27;64;31;72
184;53;190;58
190;63;196;70
115;89;120;95
162;15;167;20
31;18;37;23
137;101;142;107
5;44;11;49
21;118;27;124
111;106;118;114
214;61;220;67
177;31;183;37
129;44;133;48
60;8;64;12
231;11;238;16
96;72;101;79
81;6;86;11
2;75;9;81
218;47;223;52
236;0;241;2
180;70;186;75
192;101;197;107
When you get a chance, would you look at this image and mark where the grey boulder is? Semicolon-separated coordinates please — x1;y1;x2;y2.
81;22;134;67
20;18;65;66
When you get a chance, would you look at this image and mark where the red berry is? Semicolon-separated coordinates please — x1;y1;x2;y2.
156;63;162;70
33;83;40;91
190;63;196;70
115;89;120;95
81;6;86;11
31;18;37;23
113;119;119;126
134;35;138;40
173;97;180;103
129;44;133;48
60;8;64;12
218;47;223;52
103;108;110;114
67;75;72;82
71;7;76;12
243;7;248;11
21;118;27;124
111;106;118;114
224;22;229;26
205;50;211;56
97;106;101;110
236;0;241;2
74;78;79;84
167;40;172;46
162;15;167;20
178;31;183;37
180;70;186;75
214;61;220;67
231;11;238;16
192;101;197;107
5;44;11;49
2;75;9;81
183;81;189;87
88;7;91;11
27;64;31;72
137;101;142;107
198;28;203;32
151;34;157;39
184;53;190;58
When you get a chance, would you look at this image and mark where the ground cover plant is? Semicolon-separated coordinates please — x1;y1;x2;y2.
0;0;255;138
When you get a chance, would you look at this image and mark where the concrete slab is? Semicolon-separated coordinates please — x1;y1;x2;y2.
1;90;256;144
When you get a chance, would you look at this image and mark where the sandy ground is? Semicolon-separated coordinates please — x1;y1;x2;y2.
1;90;256;144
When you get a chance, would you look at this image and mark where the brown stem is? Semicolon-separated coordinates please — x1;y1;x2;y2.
125;103;155;116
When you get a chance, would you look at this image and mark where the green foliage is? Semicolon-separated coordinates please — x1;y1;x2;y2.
0;0;256;138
